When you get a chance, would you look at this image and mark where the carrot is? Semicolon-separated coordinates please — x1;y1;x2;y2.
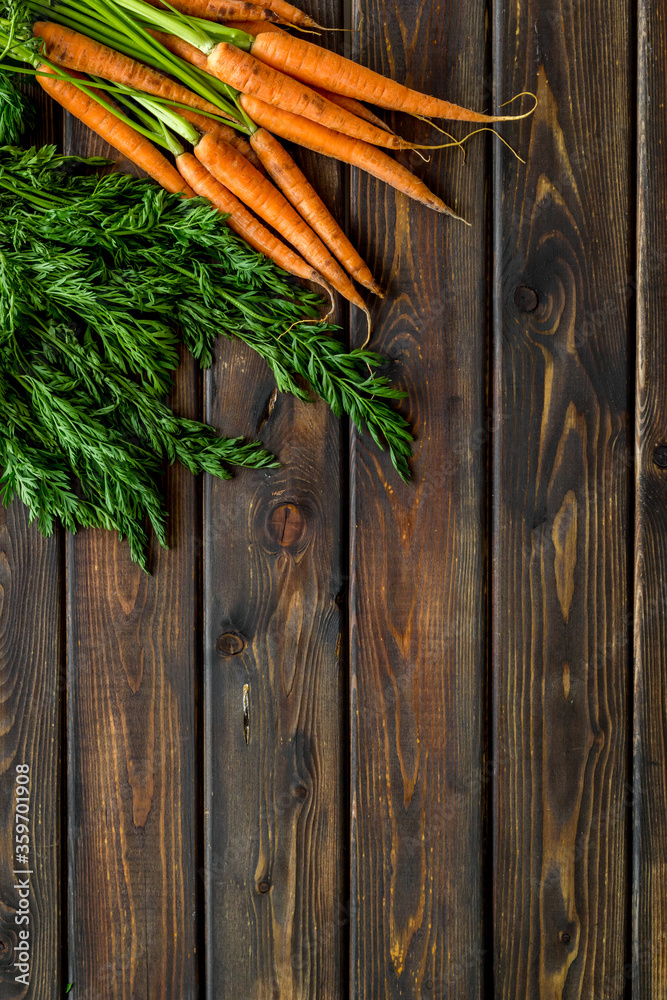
145;0;279;19
240;95;465;219
171;105;265;169
176;150;329;291
36;65;194;195
33;22;227;119
158;0;322;28
194;132;371;322
145;27;209;69
249;31;535;122
249;128;381;295
312;88;393;134
227;22;395;132
206;43;423;149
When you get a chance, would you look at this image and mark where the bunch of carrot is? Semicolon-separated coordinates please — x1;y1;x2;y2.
2;0;534;339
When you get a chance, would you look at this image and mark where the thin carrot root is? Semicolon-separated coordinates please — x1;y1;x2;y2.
359;307;372;349
36;64;194;195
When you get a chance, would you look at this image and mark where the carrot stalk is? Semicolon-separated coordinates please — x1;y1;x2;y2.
36;64;193;194
249;128;381;295
205;42;427;149
249;31;536;121
194;132;371;326
240;95;467;220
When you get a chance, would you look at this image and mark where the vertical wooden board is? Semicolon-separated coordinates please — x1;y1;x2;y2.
204;349;345;1000
65;110;199;1000
348;0;488;997
0;100;64;1000
203;3;346;991
0;513;63;1000
492;1;632;997
634;2;667;996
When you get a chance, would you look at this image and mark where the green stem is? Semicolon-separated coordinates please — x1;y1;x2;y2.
112;0;253;51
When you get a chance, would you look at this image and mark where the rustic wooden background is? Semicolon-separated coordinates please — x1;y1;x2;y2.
0;0;663;996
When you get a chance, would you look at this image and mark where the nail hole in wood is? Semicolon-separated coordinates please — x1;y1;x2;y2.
514;284;538;312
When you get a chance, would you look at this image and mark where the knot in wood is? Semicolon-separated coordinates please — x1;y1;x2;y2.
266;503;306;548
257;879;271;894
653;445;667;468
216;632;246;656
514;284;538;313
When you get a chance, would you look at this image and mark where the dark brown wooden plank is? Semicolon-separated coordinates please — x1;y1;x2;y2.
203;4;346;995
65;112;200;1000
634;3;667;996
0;512;63;1000
348;0;488;995
0;94;64;1000
491;0;632;996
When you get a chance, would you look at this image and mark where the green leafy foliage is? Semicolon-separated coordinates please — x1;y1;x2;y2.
0;70;32;142
0;146;412;566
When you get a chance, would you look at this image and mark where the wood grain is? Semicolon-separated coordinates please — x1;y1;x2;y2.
634;2;667;996
64;120;200;999
491;0;632;996
203;3;346;994
348;0;489;996
0;509;63;1000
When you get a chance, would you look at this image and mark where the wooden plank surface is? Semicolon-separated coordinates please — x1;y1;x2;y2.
0;91;63;1000
202;2;347;996
634;2;667;996
64;119;200;999
491;0;632;996
0;513;63;1000
348;0;489;996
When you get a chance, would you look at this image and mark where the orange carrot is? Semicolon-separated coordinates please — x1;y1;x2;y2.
249;128;381;295
171;105;264;169
36;65;193;195
206;43;422;149
34;22;227;118
144;0;279;19
176;151;329;290
227;21;395;132
158;0;321;28
145;27;209;69
249;31;534;121
240;95;464;218
194;132;370;319
312;88;393;134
